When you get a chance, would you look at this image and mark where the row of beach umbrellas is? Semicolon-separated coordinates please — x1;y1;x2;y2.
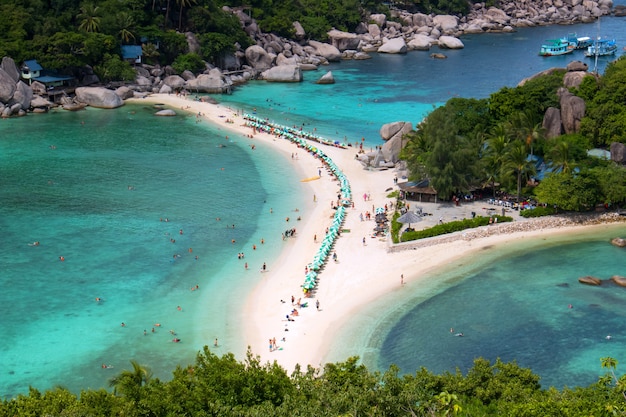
244;114;352;293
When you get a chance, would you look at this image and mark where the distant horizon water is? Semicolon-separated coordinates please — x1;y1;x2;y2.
2;15;626;398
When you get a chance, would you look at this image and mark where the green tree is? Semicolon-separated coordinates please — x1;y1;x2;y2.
108;360;153;401
502;140;535;202
176;0;196;31
591;163;626;208
77;3;102;33
534;171;599;211
116;12;136;43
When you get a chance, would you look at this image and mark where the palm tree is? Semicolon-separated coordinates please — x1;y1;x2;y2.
142;43;160;65
507;111;544;158
177;0;197;31
483;124;511;198
109;360;152;401
547;137;575;174
601;356;626;401
77;3;101;33
503;141;535;202
117;12;136;43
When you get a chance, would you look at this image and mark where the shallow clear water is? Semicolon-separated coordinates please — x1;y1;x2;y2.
0;104;305;397
2;14;626;397
374;226;626;389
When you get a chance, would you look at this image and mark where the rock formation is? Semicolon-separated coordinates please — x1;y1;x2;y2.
610;142;626;164
578;276;602;285
75;87;124;109
611;237;626;247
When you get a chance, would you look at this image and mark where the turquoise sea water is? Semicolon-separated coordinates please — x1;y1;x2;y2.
0;104;306;397
1;15;626;398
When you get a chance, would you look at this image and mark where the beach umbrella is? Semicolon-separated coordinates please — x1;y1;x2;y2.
396;211;422;228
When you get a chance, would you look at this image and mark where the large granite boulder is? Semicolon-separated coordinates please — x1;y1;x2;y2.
1;57;20;83
579;276;601;285
542;107;563;139
12;81;33;110
75;87;124;109
611;237;626;247
567;61;588;72
245;45;274;71
370;13;387;27
186;70;231;93
308;40;342;62
163;75;186;89
368;23;381;39
293;21;306;40
563;71;588;88
316;71;335;84
438;36;465;49
260;65;302;82
611;142;626;164
408;34;432;50
558;88;585;134
378;37;407;54
31;95;53;109
327;29;361;51
115;86;135;100
432;15;459;32
380;121;413;163
0;68;16;103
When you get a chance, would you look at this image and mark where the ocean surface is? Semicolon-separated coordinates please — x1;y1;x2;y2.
1;14;626;397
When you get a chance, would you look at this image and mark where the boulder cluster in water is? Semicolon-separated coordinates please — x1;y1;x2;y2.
0;0;618;117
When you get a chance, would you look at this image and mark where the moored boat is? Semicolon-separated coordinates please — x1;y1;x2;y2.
584;38;618;57
567;33;593;49
539;38;575;56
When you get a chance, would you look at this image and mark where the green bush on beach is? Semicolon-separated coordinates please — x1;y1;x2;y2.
519;206;558;218
394;215;513;243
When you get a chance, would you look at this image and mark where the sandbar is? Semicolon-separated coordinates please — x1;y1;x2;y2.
128;93;626;372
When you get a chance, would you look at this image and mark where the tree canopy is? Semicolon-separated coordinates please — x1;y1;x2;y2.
2;349;625;416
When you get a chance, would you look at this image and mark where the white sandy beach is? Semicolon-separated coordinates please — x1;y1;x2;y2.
129;94;626;372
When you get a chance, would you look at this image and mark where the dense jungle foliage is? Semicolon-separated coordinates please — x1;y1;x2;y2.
400;56;626;208
2;348;626;416
0;0;490;80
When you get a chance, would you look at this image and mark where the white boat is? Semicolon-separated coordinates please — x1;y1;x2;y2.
584;38;618;57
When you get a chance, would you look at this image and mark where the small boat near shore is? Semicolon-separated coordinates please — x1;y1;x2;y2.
539;38;575;56
584;38;618;57
567;33;593;49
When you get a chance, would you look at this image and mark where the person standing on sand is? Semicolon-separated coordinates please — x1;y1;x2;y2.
363;237;366;246
401;274;404;285
316;299;320;311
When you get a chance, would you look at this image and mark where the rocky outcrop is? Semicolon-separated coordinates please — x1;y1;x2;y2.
611;237;626;247
245;45;274;71
1;57;20;83
75;87;124;109
308;41;342;62
610;142;626;164
163;75;186;90
579;276;602;285
611;275;626;286
558;88;586;134
378;37;407;54
437;35;464;49
260;65;302;82
380;121;413;163
13;81;33;110
316;71;335;84
542;107;563;139
186;70;232;93
0;68;16;103
327;29;360;52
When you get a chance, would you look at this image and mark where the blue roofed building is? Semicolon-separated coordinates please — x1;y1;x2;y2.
121;45;143;64
20;59;77;102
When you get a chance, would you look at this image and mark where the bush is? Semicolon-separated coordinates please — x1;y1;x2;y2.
172;53;205;74
519;206;557;218
398;215;513;242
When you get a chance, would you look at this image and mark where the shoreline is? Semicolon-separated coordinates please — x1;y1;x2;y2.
128;94;626;373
